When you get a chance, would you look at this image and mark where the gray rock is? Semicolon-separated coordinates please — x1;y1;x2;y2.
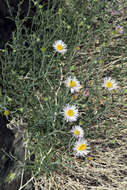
0;116;33;190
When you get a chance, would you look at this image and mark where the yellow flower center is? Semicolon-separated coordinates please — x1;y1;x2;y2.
74;129;80;136
66;109;74;117
87;156;92;161
57;44;63;51
41;47;46;51
78;144;86;151
106;81;113;88
117;27;121;31
73;95;78;100
75;46;80;51
4;110;9;116
68;80;76;87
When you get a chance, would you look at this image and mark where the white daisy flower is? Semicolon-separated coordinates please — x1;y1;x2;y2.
53;40;67;54
65;76;81;93
71;125;84;138
63;104;79;122
73;138;90;157
102;77;117;91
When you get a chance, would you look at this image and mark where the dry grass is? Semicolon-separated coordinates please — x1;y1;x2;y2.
33;124;127;190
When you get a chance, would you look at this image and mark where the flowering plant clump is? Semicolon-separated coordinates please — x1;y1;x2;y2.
1;0;124;177
63;76;91;157
62;73;118;158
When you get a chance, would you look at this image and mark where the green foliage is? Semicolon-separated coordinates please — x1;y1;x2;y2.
0;0;126;176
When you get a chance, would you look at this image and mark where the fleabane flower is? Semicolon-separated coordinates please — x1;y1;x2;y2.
53;40;67;54
102;77;117;91
112;10;119;16
65;76;81;93
73;138;90;157
63;104;79;122
83;89;89;97
71;125;84;138
115;25;123;34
